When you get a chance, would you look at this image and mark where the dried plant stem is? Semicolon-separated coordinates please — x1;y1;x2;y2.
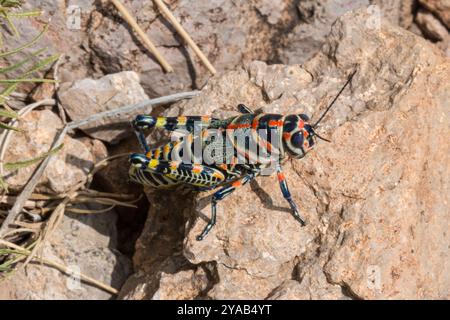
110;0;173;73
68;90;199;130
0;239;118;295
153;0;217;75
0;91;199;236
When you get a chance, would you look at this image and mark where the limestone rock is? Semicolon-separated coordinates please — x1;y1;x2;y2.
416;8;449;41
4;110;95;194
87;0;297;97
278;0;418;65
58;71;150;143
120;9;450;300
0;208;132;300
419;0;450;29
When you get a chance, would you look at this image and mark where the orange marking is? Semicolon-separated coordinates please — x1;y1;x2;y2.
232;180;242;187
163;144;171;154
154;149;161;158
268;120;283;127
303;130;309;138
146;151;153;158
201;116;210;123
277;172;285;182
252;119;259;129
228;123;251;130
298;120;304;129
218;164;228;170
283;132;291;140
192;165;202;174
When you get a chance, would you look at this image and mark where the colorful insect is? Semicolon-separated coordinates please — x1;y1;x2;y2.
129;71;356;240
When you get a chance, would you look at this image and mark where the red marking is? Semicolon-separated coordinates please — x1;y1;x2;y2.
298;120;304;129
283;132;291;140
268;120;283;127
277;172;285;182
252;119;259;129
303;130;309;138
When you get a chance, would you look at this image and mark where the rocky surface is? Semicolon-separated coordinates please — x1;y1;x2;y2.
58;71;150;143
0;207;132;300
419;0;450;29
6;0;448;99
4;109;96;194
119;9;450;300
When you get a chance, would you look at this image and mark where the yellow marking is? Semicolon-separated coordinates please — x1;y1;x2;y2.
212;171;225;180
169;161;179;171
178;116;187;125
156;117;166;127
149;159;159;169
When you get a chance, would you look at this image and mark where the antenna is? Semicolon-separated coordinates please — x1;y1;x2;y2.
313;69;357;128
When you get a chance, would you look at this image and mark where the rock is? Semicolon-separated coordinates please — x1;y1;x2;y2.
278;1;418;65
419;0;450;29
416;8;449;41
4;110;95;194
120;9;450;299
0;207;132;300
2;1;96;84
58;71;150;143
88;0;298;97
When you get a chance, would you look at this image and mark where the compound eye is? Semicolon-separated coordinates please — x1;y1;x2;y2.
291;132;304;148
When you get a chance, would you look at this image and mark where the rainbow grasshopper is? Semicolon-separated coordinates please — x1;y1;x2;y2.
129;71;356;240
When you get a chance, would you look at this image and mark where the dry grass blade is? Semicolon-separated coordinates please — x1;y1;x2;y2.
0;239;118;294
0;24;48;58
111;0;173;73
153;0;217;75
4;144;63;171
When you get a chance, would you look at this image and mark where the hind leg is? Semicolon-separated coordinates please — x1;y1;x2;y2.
197;172;256;240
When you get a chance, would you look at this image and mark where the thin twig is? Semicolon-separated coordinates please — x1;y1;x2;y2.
68;90;199;130
0;126;67;236
111;0;173;73
0;91;199;236
0;239;118;295
153;0;217;75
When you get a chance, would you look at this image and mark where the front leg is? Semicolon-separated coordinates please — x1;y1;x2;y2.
276;165;306;226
